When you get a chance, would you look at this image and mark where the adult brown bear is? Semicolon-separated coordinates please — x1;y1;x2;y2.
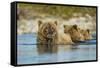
37;20;58;54
37;20;58;45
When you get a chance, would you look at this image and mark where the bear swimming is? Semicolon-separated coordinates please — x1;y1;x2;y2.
37;20;58;45
79;29;92;40
64;24;84;42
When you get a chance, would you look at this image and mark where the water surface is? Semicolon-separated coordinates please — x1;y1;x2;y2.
17;33;96;65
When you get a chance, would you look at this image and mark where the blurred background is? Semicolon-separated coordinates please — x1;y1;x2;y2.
17;3;96;35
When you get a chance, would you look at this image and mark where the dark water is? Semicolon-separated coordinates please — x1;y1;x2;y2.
17;33;96;65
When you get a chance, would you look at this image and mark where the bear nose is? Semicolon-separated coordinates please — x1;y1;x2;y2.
48;28;53;34
48;24;54;34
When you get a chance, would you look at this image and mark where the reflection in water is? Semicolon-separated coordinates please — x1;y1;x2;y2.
37;44;58;54
17;34;96;65
17;44;96;65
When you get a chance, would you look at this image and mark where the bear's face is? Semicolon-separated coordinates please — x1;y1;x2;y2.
80;29;91;40
38;20;58;39
64;24;84;42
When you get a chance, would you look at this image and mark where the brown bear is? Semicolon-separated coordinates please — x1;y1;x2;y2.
64;24;84;42
80;29;92;40
37;20;58;45
37;20;59;54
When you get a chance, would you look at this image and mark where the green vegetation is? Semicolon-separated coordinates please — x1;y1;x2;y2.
17;3;96;19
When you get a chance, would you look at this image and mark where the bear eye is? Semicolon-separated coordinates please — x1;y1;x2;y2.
45;29;48;32
52;28;55;32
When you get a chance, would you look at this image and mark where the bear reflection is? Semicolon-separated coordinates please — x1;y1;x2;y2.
37;44;58;54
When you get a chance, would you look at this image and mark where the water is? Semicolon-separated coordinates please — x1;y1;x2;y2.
17;33;96;65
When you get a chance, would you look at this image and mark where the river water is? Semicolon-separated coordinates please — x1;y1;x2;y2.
17;33;96;65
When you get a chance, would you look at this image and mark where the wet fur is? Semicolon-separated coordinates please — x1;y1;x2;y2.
37;20;58;45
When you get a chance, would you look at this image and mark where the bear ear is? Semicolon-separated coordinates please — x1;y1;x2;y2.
72;24;78;30
87;29;90;33
63;25;66;28
54;21;57;25
38;20;42;26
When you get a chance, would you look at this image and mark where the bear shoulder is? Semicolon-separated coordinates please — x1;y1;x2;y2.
58;32;73;45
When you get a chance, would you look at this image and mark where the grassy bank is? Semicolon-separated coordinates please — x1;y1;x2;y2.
17;3;96;20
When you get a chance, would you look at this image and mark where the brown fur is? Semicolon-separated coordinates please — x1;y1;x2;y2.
64;24;84;42
37;20;58;45
57;33;73;44
80;29;92;40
